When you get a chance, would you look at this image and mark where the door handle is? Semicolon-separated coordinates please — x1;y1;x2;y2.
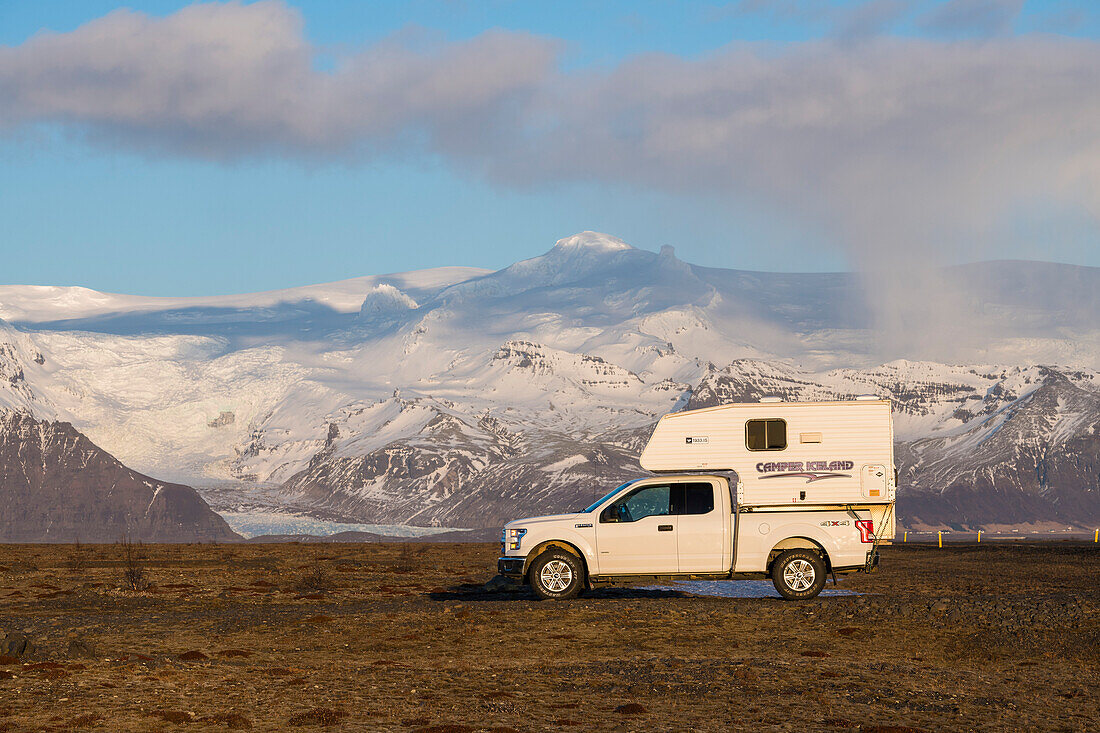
658;525;673;532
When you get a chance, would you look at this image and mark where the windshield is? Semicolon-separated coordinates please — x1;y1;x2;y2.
580;480;642;513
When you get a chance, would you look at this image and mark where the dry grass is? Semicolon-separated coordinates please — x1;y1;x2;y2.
390;543;425;573
119;537;150;591
287;707;347;726
291;564;332;594
64;540;88;573
0;541;1095;731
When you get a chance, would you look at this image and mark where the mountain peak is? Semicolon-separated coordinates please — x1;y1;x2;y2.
552;231;633;253
358;283;419;316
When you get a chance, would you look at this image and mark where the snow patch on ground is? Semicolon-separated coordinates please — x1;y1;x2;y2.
218;512;463;539
541;454;589;472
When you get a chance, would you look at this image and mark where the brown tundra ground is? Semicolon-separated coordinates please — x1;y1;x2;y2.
0;542;1097;732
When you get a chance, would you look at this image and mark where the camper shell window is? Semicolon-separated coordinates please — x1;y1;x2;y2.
746;418;787;451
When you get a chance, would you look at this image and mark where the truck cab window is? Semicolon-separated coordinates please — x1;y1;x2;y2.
671;482;715;515
601;484;671;523
746;418;787;451
684;483;714;514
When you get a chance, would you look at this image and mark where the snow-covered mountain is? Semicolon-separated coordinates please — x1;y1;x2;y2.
2;232;1098;534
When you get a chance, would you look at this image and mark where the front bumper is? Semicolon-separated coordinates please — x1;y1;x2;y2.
497;556;525;578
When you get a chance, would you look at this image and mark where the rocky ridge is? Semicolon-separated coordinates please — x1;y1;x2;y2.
0;410;239;542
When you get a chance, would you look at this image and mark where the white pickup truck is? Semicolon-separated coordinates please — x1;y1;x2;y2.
497;398;896;600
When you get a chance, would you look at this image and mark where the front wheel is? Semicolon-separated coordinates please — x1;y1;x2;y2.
771;549;827;600
529;550;584;600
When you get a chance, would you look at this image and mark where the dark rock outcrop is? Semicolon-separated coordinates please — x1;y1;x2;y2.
0;411;239;542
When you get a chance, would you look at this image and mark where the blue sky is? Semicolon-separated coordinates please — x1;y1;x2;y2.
2;1;1099;295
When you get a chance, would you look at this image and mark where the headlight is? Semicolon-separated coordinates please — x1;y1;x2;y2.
507;527;527;550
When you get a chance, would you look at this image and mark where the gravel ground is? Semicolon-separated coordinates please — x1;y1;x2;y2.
0;541;1097;732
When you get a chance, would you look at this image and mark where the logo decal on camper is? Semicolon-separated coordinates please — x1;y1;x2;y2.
685;436;709;444
755;460;853;483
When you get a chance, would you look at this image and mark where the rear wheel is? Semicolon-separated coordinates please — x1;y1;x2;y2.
529;550;584;600
771;549;827;600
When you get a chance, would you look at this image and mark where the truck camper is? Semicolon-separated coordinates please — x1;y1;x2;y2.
498;397;896;600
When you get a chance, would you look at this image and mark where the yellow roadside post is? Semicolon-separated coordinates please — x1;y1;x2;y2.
938;531;943;548
903;531;908;543
1095;528;1098;543
977;530;982;543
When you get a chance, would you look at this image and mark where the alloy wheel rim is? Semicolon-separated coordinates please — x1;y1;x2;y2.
784;559;815;592
540;560;573;593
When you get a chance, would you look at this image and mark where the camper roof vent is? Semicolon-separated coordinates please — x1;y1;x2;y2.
855;394;879;401
759;396;783;403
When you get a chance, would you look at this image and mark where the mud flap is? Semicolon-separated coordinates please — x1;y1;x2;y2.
864;550;880;573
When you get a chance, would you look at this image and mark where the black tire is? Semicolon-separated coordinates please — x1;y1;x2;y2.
771;549;827;600
529;550;584;600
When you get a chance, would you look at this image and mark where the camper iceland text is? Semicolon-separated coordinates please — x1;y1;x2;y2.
755;460;855;473
755;459;855;483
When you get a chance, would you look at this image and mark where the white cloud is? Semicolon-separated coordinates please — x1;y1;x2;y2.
0;1;557;158
2;1;1099;278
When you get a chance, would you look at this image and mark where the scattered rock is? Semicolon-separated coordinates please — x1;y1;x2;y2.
614;703;647;714
23;662;65;670
70;713;102;728
802;651;830;658
201;712;252;729
287;707;347;727
411;726;475;733
264;667;295;677
178;650;208;661
152;710;194;724
0;633;35;659
216;649;252;658
483;575;519;593
66;637;98;659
